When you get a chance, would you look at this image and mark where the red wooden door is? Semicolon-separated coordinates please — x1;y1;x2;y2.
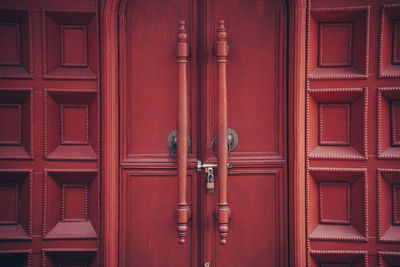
118;0;287;266
305;0;400;266
0;0;101;266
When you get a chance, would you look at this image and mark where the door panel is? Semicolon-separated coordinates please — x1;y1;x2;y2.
215;170;285;267
119;0;287;266
120;170;193;266
119;0;194;160
213;0;286;156
306;1;400;266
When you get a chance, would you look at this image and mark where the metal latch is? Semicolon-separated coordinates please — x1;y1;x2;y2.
196;161;232;192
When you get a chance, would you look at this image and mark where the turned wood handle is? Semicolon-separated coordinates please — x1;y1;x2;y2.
175;19;191;244
216;20;231;245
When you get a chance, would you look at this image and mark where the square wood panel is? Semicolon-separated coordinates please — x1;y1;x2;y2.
0;104;21;145
0;22;21;66
377;88;400;159
0;170;32;240
393;21;400;65
62;184;88;222
60;104;89;145
308;6;369;80
44;89;97;160
319;23;352;67
379;4;400;78
0;9;32;79
308;88;367;160
0;88;32;159
42;249;96;267
42;10;96;79
60;25;88;67
310;251;367;267
309;168;367;241
378;169;400;242
319;182;351;224
0;250;31;267
0;183;19;224
378;251;400;267
43;170;97;239
319;104;350;146
391;101;400;146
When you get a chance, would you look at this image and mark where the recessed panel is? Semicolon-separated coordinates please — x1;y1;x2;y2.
216;171;284;267
319;23;352;67
309;88;367;160
43;10;96;79
44;171;97;239
377;169;400;242
0;9;32;78
62;185;87;221
393;21;400;64
215;0;285;154
391;101;400;146
392;185;400;225
0;251;30;267
0;89;32;159
308;7;369;80
319;182;350;224
45;90;97;160
0;104;21;144
61;105;88;144
121;0;189;156
43;250;96;267
319;104;350;146
309;168;367;241
377;88;400;158
379;5;400;78
0;183;18;223
123;172;192;266
0;170;32;239
310;251;367;267
0;22;20;66
61;25;88;67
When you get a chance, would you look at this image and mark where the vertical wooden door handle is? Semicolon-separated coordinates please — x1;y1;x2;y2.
216;20;231;245
175;20;191;244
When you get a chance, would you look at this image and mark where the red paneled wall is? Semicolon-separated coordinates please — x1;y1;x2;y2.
306;1;400;266
0;1;101;266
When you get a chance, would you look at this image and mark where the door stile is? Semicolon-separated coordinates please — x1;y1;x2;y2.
100;0;120;265
198;0;216;265
287;0;307;266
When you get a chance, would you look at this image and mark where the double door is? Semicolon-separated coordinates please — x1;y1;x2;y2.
118;0;287;266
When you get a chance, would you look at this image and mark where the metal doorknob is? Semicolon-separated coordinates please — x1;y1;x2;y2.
210;128;239;156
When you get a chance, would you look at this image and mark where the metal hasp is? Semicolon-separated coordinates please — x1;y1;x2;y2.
196;161;233;193
196;161;217;192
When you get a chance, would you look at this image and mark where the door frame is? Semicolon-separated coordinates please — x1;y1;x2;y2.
100;0;307;266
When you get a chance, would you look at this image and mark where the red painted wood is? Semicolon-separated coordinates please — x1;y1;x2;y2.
0;0;101;266
118;0;288;266
215;20;231;246
176;19;191;244
306;1;400;266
